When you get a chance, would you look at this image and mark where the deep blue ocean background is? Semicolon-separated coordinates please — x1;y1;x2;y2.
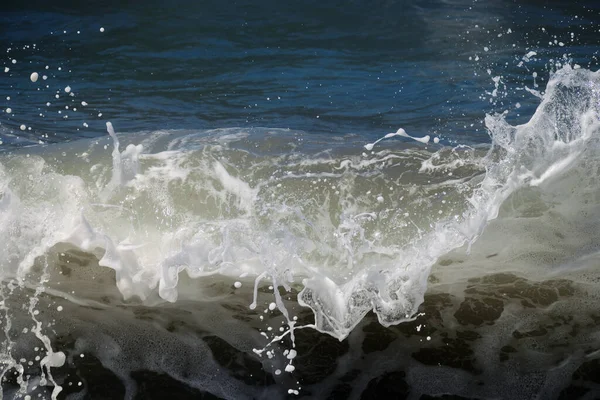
1;0;599;146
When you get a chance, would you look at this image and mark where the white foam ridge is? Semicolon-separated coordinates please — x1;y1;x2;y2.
0;66;598;345
302;65;600;337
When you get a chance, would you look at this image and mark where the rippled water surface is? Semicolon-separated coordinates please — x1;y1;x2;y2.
1;1;600;399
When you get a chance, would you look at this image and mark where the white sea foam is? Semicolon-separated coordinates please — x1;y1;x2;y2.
0;66;597;347
365;128;431;150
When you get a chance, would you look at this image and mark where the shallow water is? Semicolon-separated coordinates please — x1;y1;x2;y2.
1;1;600;399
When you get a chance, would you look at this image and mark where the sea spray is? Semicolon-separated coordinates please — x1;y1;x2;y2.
301;65;600;338
0;66;598;397
0;264;66;399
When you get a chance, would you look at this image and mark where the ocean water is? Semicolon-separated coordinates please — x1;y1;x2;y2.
1;0;600;399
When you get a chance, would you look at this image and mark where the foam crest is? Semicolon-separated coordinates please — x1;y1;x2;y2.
0;67;597;347
301;66;600;338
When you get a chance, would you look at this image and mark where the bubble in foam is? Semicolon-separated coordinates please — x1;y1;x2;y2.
5;108;11;113
286;349;297;360
64;86;71;93
268;302;276;311
30;72;39;82
20;124;26;131
3;67;8;72
234;281;242;288
100;27;105;32
285;364;296;372
11;59;16;64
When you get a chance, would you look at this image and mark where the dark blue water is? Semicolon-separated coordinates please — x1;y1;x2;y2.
2;2;600;400
1;0;599;147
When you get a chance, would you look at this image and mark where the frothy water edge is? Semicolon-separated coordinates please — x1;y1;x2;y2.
1;65;600;399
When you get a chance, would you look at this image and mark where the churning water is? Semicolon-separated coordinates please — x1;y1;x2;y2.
1;1;600;399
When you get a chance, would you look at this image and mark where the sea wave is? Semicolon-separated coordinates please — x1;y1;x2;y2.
1;65;600;399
